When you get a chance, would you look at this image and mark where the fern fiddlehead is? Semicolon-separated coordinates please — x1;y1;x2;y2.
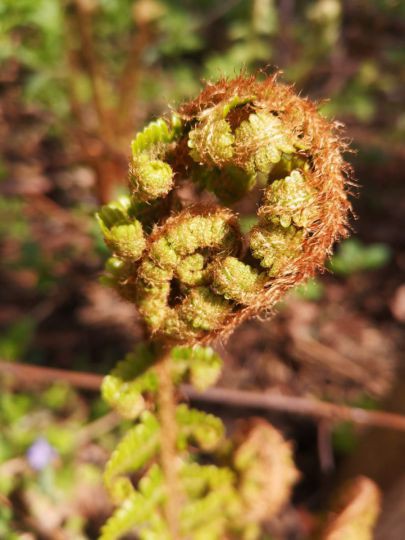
97;74;351;539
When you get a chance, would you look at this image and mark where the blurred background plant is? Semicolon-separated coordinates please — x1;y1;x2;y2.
1;0;405;538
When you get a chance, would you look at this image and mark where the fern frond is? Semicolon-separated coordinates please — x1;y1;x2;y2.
101;344;157;419
171;345;223;390
234;419;299;522
176;404;224;452
130;117;178;157
104;412;160;504
96;197;146;261
180;463;240;538
100;465;165;540
321;476;381;540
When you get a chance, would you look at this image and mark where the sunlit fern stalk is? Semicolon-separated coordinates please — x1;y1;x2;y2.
156;350;182;540
96;73;360;539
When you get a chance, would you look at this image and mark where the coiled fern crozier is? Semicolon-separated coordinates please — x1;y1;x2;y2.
97;74;352;539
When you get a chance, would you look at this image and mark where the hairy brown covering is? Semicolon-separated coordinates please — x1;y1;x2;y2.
177;74;351;343
102;73;351;345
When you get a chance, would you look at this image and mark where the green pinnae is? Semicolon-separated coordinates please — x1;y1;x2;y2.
193;165;256;204
97;199;146;261
234;112;296;174
105;222;146;261
150;237;178;268
105;256;126;276
136;281;170;330
188;118;234;166
221;95;256;117
262;169;318;228
212;257;265;304
130;118;172;155
130;154;174;201
268;153;310;182
101;346;157;421
139;257;172;286
100;256;132;288
176;253;207;286
166;214;238;257
176;404;225;451
179;286;232;332
97;196;132;226
250;225;304;276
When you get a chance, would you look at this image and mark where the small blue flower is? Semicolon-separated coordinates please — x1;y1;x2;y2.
26;437;57;471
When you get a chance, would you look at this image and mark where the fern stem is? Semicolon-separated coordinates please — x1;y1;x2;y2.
157;348;183;540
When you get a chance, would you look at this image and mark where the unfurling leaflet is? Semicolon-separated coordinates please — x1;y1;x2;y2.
99;344;300;540
97;74;352;539
320;476;381;540
98;74;350;344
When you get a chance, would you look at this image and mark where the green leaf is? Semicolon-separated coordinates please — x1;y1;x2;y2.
104;412;160;504
130;118;176;157
100;465;165;540
171;345;223;391
176;404;224;451
329;238;391;276
101;345;158;419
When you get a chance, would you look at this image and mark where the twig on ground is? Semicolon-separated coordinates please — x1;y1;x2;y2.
2;360;405;432
317;419;335;474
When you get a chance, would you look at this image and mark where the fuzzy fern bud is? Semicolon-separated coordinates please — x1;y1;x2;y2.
97;198;146;260
234;111;296;174
130;154;174;202
97;74;350;343
188;118;234;166
261;169;319;228
234;420;299;522
98;74;352;538
250;225;304;276
211;257;266;304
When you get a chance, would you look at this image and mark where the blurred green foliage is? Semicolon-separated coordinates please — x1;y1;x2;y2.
293;278;325;301
0;0;403;134
0;380;123;537
329;238;391;276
